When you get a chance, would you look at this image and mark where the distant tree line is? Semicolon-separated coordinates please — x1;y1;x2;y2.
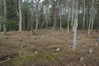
0;0;99;32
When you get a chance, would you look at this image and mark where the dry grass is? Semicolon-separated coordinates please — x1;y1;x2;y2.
0;29;99;66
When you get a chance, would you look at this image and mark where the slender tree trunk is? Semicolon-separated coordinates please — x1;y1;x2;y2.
45;18;48;28
88;0;95;35
87;7;90;29
53;14;56;29
73;0;78;50
35;1;39;32
0;16;2;32
91;0;95;33
31;0;34;32
35;16;39;32
19;0;22;31
88;10;92;35
83;0;86;31
67;8;71;34
31;16;33;32
3;0;7;36
60;15;62;30
71;0;75;31
88;18;91;35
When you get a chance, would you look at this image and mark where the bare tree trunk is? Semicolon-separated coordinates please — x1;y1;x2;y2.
31;0;34;32
0;16;2;32
35;1;39;32
73;0;78;50
35;16;39;32
71;0;75;31
88;18;91;35
53;14;56;29
88;0;95;35
67;15;70;34
19;0;22;31
83;0;86;31
87;7;90;29
60;15;62;30
67;8;71;34
45;18;48;28
3;0;7;36
91;0;95;33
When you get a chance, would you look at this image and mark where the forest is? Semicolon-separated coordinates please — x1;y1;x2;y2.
0;0;99;66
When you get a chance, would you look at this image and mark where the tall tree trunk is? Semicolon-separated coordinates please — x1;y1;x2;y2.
87;7;90;29
73;0;78;50
67;14;70;34
19;0;22;31
45;18;48;28
3;0;7;36
83;0;86;31
67;8;71;34
0;16;2;32
91;0;95;33
53;14;56;29
60;15;62;30
31;0;34;32
88;18;91;35
35;1;39;32
35;16;39;32
71;0;75;31
88;0;95;35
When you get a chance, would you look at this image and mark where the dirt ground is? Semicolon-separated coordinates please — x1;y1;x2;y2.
0;29;99;66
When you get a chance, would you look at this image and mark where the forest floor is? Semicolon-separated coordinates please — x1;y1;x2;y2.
0;29;99;66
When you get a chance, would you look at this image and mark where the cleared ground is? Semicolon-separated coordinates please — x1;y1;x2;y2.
0;29;99;66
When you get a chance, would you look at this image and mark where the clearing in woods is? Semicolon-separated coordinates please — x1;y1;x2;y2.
0;29;99;66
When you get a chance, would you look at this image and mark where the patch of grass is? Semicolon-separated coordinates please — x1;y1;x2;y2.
36;50;58;61
11;52;36;66
11;50;59;66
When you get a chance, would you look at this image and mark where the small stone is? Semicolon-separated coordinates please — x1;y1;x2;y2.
32;45;35;48
95;43;98;47
35;51;38;54
5;58;11;62
41;36;45;38
79;57;84;62
55;48;60;51
88;49;93;54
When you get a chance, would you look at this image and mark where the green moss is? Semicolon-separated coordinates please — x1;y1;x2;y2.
11;50;59;66
11;53;36;66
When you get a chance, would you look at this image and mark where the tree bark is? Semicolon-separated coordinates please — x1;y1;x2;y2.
73;0;78;50
0;16;2;32
91;0;95;33
88;0;95;35
19;0;22;31
83;0;86;31
60;15;62;30
53;14;56;29
35;1;39;32
31;0;34;32
3;0;7;36
35;16;39;32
